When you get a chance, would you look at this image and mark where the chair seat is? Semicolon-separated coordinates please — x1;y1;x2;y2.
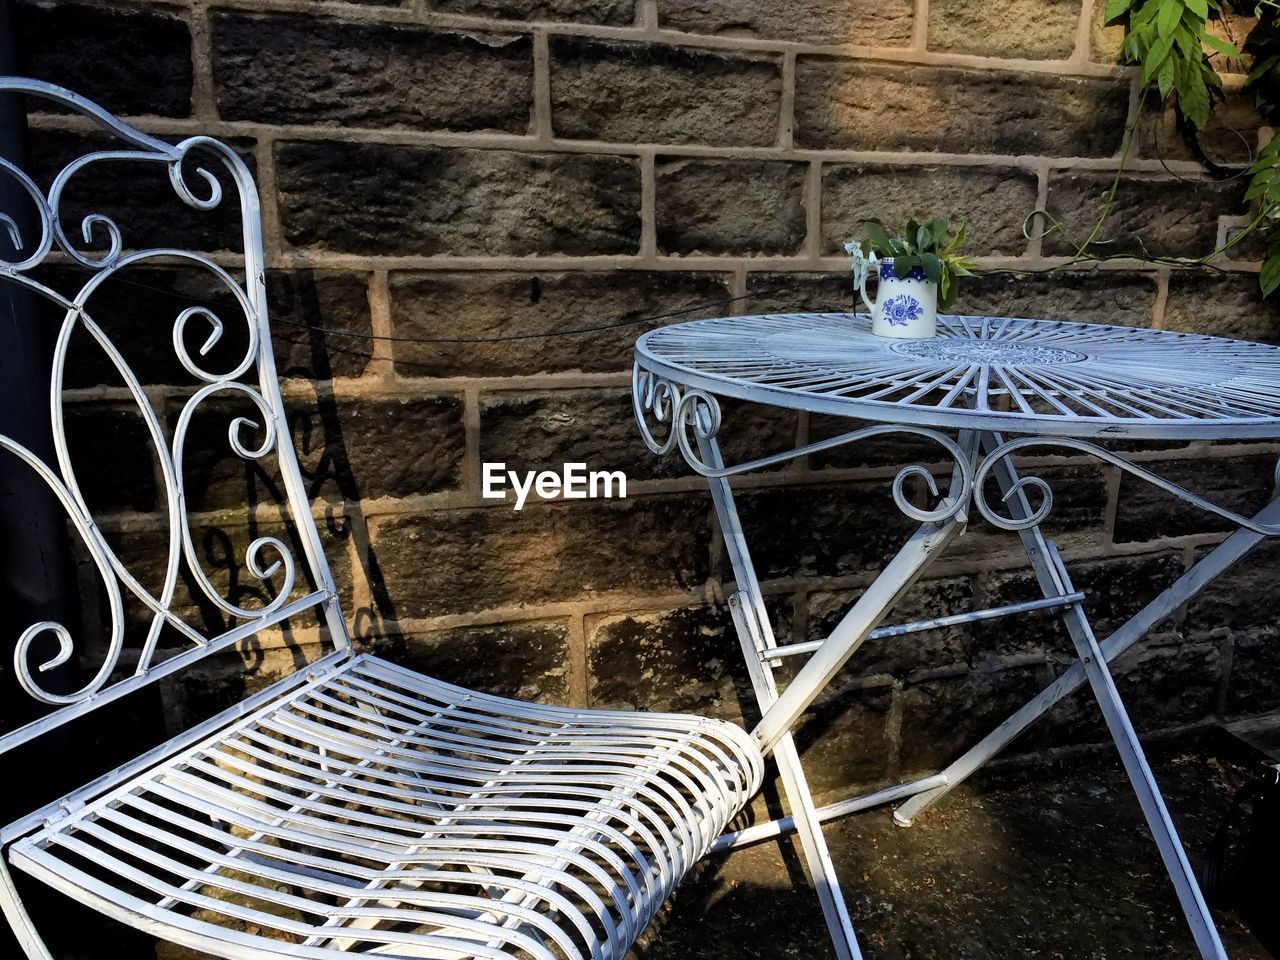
8;654;763;960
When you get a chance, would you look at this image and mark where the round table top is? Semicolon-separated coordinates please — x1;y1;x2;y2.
634;313;1280;440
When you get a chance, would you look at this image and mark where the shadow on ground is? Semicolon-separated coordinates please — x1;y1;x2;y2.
638;734;1273;960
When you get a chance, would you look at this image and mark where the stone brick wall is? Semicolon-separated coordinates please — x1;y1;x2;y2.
13;0;1280;802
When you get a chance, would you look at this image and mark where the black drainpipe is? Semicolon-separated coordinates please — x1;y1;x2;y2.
0;4;82;774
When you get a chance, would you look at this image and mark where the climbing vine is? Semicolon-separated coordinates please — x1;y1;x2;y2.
1103;0;1280;293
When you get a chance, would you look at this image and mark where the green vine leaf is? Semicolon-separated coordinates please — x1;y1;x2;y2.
1106;0;1135;20
1157;0;1182;38
1260;244;1280;294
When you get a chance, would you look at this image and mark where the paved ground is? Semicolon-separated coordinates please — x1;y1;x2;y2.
638;732;1275;960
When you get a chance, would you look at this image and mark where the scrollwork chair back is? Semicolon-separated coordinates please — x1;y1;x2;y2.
0;77;350;757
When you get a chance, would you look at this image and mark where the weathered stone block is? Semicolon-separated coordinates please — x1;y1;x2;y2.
268;271;374;381
730;482;920;581
479;388;798;483
550;38;782;146
399;621;571;702
277;141;641;256
1224;625;1280;716
795;60;1129;156
435;0;635;23
1089;0;1125;62
1115;641;1221;728
1137;91;1261;167
1044;173;1246;258
657;159;806;255
64;404;158;514
928;0;1081;59
371;493;712;617
899;664;1049;770
807;416;955;471
744;273;858;315
172;392;464;511
822;164;1038;258
1163;272;1280;344
805;576;977;677
18;0;193;117
1114;454;1279;543
388;271;732;377
587;604;750;717
288;394;467;503
1185;540;1280;635
482;388;682;482
213;14;533;133
952;270;1158;327
657;0;913;46
976;551;1184;661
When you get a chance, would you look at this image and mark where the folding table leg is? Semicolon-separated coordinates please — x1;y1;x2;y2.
898;434;1228;959
893;494;1280;826
726;596;865;960
696;428;865;960
1042;542;1227;960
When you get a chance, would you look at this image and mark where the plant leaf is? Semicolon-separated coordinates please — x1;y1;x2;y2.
925;217;948;247
1173;23;1201;59
905;219;922;252
922;253;943;284
1105;0;1135;21
894;254;921;276
1142;34;1176;83
863;220;892;253
1203;33;1242;58
1157;0;1182;39
1260;251;1280;295
1157;53;1178;100
1185;0;1209;16
1178;59;1211;127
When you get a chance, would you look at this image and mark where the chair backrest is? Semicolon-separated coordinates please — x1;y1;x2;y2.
0;78;350;756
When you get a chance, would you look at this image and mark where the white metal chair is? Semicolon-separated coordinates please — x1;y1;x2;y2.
0;78;763;960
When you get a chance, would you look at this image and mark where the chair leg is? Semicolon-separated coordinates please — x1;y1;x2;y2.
0;857;55;960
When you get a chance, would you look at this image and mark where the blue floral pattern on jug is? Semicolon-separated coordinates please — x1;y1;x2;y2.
883;294;924;327
881;260;927;281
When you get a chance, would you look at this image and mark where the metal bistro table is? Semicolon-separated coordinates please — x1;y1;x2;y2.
632;311;1280;960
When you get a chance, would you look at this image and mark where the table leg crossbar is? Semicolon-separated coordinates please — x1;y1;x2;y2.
691;423;1275;960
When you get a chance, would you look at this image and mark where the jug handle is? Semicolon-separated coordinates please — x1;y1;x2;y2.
859;263;877;314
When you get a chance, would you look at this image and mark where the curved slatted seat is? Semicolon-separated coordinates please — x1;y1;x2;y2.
10;656;762;960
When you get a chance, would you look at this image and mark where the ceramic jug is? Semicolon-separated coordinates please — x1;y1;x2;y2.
860;259;938;339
